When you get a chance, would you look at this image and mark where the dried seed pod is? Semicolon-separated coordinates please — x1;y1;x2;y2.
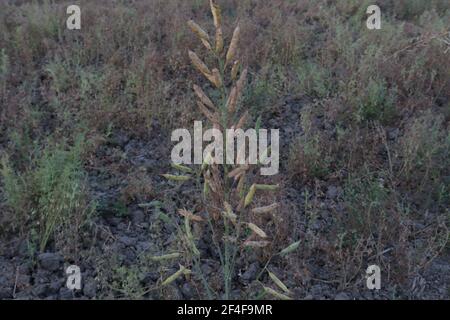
247;222;267;238
187;20;212;51
193;84;216;110
150;252;181;262
215;27;224;54
255;184;279;191
161;265;191;286
184;217;200;256
205;178;217;193
224;201;233;213
251;203;279;214
185;217;193;240
227;164;249;179
223;201;237;223
210;164;224;195
243;240;270;248
231;60;240;81
279;240;300;256
258;146;270;165
191;242;201;256
236;67;248;96
203;170;216;194
197;101;220;126
162;174;190;182
202;151;213;171
236;172;246;196
188;50;211;78
178;209;204;222
171;163;193;173
202;39;213;51
206;68;222;88
227;68;247;113
226;86;238;113
226;24;240;66
235;110;249;130
203;179;209;196
263;286;292;300
244;184;256;208
210;1;224;53
268;270;291;294
210;0;222;28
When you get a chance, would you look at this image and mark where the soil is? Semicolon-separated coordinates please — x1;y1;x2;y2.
0;95;448;300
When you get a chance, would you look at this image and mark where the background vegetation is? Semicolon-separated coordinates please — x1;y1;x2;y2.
0;0;449;299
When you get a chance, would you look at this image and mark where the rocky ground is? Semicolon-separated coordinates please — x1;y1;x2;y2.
1;96;448;300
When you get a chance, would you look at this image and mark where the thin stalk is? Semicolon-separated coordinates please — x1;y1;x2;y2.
223;218;231;299
193;254;215;299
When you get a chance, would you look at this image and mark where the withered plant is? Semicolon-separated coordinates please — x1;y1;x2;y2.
161;1;299;300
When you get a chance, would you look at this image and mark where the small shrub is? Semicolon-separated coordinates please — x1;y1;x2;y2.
1;135;94;252
356;78;398;124
288;105;332;181
398;110;450;202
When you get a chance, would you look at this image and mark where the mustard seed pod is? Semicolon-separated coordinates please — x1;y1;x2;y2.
162;174;190;182
223;201;237;223
191;240;201;257
193;84;216;110
227;164;249;179
226;24;240;66
207;68;222;88
268;270;291;294
255;184;279;191
244;184;256;208
236;67;248;95
279;240;301;256
226;86;238;113
210;0;222;28
235;110;249;130
231;60;240;81
251;203;279;214
187;20;212;51
188;50;211;79
150;252;181;262
215;27;224;54
171;163;193;173
161;265;191;286
243;240;270;248
247;222;267;238
210;1;224;53
204;170;217;193
263;286;292;300
184;217;201;256
185;217;193;240
237;172;246;196
258;146;270;165
178;209;204;222
203;180;209;197
228;68;247;113
197;101;220;126
202;151;213;171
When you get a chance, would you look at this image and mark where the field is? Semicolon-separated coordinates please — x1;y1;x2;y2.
0;0;449;300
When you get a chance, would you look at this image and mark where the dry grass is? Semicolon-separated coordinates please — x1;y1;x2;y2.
0;0;448;299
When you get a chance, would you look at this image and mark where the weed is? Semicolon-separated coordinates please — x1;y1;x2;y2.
1;134;94;252
161;1;297;300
